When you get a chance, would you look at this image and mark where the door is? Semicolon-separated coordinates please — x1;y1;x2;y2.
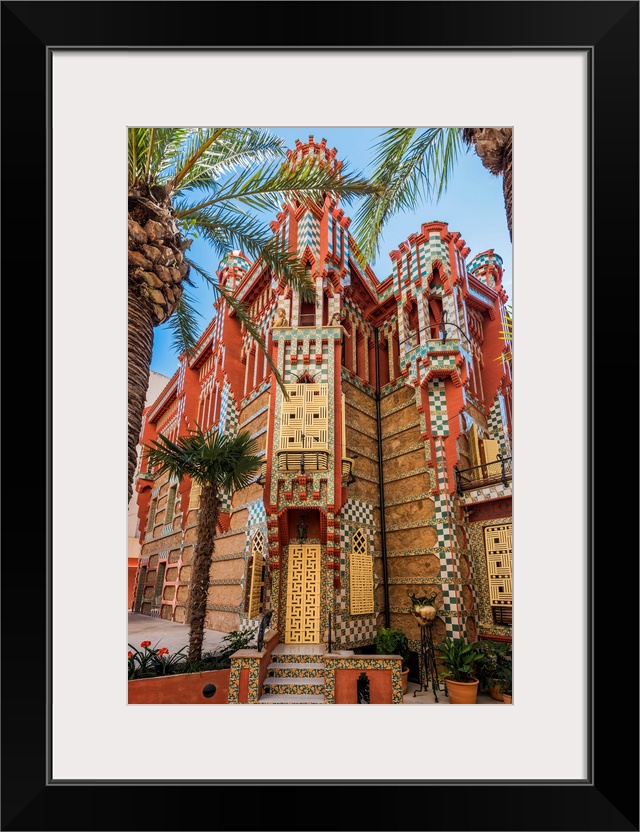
285;545;321;643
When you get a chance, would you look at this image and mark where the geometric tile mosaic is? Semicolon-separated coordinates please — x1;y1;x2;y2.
429;379;449;436
297;211;320;261
487;394;511;457
247;499;267;528
334;498;377;645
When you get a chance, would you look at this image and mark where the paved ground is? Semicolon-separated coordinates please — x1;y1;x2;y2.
128;613;504;704
128;612;228;656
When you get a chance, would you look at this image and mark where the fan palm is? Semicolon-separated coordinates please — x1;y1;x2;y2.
144;426;262;663
352;127;512;265
128;127;379;501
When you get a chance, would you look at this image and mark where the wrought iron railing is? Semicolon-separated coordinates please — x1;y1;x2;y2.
454;455;512;495
276;449;330;472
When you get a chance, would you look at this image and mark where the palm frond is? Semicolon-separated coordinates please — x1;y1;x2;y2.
179;155;379;216
175;202;316;301
145;425;262;491
171;128;227;190
128;127;191;187
181;255;288;398
215;281;290;399
163;291;204;359
174;127;286;192
352;127;463;263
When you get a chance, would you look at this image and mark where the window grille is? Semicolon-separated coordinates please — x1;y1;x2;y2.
247;531;266;619
350;528;374;615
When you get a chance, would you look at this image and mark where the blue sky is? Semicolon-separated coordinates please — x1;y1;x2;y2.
150;127;512;379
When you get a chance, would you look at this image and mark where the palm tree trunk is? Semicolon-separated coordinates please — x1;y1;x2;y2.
501;130;513;242
187;485;219;663
128;288;155;503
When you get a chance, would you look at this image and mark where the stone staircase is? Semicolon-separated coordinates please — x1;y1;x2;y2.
258;644;327;704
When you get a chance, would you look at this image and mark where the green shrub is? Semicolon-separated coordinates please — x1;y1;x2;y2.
373;628;410;666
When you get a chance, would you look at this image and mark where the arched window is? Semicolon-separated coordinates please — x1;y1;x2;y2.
247;530;266;618
350;528;374;615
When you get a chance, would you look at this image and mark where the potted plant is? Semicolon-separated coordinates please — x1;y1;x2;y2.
475;639;512;701
436;637;482;704
373;627;411;694
496;661;512;703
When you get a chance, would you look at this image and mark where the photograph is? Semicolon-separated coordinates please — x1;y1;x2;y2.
3;1;637;830
127;125;514;707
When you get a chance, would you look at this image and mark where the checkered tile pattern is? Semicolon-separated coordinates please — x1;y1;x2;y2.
398;252;409;287
334;498;377;645
461;481;512;504
429;380;449;436
431;494;456;576
334;613;377;643
487;395;511;457
216;382;238;513
440;584;458;611
340;498;375;528
422;235;449;270
247;499;266;528
445;617;464;637
282;340;329;384
297;211;320;260
468;251;503;289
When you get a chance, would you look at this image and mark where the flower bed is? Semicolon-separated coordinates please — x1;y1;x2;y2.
128;668;231;704
127;627;256;703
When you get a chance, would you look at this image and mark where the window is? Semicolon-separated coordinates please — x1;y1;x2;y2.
247;531;266;618
153;562;166;607
483;523;512;623
299;300;316;327
147;499;157;532
277;383;329;471
165;485;178;525
350;528;374;615
134;566;147;612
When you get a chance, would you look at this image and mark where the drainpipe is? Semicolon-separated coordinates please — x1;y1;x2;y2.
374;328;391;628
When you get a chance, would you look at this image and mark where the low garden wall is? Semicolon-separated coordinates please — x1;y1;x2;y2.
227;631;279;703
128;668;230;704
325;654;403;703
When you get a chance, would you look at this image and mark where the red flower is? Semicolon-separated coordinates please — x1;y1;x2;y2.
128;651;132;659
157;647;169;656
140;640;151;648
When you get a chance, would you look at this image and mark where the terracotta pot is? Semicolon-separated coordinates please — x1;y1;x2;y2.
401;667;410;694
488;682;504;701
502;692;512;703
445;676;479;704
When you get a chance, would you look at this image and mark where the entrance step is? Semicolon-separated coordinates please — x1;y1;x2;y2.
261;677;324;696
258;693;326;704
271;643;325;657
259;644;327;703
266;662;325;677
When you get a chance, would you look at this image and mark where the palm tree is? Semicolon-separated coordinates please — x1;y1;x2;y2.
128;127;379;502
144;426;262;663
352;127;512;265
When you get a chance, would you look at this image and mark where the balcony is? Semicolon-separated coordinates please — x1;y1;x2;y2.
454;456;512;496
276;449;330;472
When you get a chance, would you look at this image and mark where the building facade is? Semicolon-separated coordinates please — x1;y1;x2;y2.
131;137;513;662
128;369;171;607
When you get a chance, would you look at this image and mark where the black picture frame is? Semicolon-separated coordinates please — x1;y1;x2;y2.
2;2;638;830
